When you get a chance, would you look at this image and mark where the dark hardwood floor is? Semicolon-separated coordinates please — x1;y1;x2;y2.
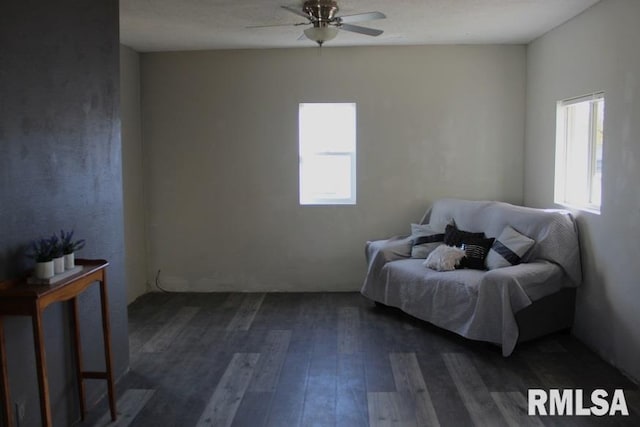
78;292;639;426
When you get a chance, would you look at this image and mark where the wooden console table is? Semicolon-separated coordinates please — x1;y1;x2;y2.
0;259;116;427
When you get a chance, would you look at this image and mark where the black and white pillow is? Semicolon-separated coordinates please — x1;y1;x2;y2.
410;223;445;258
460;237;495;270
486;226;535;270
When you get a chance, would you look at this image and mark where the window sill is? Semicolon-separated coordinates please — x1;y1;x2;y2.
300;200;357;206
555;202;601;216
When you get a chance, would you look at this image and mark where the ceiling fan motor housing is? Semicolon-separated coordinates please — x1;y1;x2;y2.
304;0;339;25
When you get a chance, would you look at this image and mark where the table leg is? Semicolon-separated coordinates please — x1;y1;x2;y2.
32;308;52;427
70;297;87;419
99;278;117;421
0;317;14;427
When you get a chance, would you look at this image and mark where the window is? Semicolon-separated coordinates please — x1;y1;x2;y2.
554;93;604;212
299;103;356;205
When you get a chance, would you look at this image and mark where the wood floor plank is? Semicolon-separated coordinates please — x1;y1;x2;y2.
524;352;581;389
363;350;396;393
415;392;441;427
367;392;416;427
265;351;312;427
128;353;234;426
338;306;360;354
141;306;200;352
390;352;428;393
230;391;272;427
442;352;507;427
252;293;302;330
311;294;338;357
226;293;266;331
389;352;440;427
360;315;397;393
471;351;541;393
92;389;155;427
415;352;474;427
558;337;638;391
127;292;173;333
170;309;222;355
128;294;188;354
301;352;337;427
222;293;245;309
491;391;544;427
336;353;368;427
196;353;260;427
249;330;292;392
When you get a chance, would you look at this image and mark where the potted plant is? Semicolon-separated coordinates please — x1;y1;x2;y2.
49;235;65;275
27;237;55;279
60;230;85;270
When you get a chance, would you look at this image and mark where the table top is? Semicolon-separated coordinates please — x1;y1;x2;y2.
0;259;108;300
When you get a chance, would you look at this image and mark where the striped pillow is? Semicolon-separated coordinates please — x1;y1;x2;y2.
460;237;494;270
486;226;535;270
410;223;445;258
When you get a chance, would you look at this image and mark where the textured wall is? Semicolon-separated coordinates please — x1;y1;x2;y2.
525;0;640;382
141;45;526;292
121;45;148;303
0;2;128;426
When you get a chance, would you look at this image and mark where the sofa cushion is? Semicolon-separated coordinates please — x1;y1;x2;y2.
384;259;486;292
486;226;535;270
410;223;445;258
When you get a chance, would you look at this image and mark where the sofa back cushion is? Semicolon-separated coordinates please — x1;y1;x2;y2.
425;199;582;284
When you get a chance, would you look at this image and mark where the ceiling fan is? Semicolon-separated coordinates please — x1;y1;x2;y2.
248;0;386;46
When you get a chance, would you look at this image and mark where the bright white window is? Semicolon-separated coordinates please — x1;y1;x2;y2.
554;93;604;213
299;103;356;205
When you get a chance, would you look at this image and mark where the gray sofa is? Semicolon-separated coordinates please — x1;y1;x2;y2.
360;199;582;356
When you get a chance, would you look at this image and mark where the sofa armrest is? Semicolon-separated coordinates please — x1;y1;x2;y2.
365;235;412;263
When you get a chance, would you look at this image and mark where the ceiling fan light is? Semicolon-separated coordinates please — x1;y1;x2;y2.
304;26;339;44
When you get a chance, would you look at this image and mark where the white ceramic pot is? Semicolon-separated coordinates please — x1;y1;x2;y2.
53;256;65;274
64;252;75;270
35;261;55;279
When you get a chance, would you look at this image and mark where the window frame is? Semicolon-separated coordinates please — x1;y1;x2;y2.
298;102;357;206
554;92;604;214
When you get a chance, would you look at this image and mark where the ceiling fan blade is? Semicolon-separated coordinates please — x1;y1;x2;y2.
339;23;383;37
337;11;386;24
281;5;314;21
246;22;308;28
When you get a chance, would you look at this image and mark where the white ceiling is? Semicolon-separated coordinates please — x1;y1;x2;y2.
120;0;599;52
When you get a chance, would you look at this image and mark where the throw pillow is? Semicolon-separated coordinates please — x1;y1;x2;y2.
486;225;535;270
409;223;445;258
460;237;495;270
423;245;466;271
443;223;485;247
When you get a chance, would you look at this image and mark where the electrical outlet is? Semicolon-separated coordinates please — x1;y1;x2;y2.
14;401;25;426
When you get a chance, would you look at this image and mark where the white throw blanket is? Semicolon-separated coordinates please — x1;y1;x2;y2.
361;199;582;356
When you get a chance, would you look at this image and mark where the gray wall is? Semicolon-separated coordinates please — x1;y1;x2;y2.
0;2;128;426
525;0;640;382
141;45;526;292
121;45;148;303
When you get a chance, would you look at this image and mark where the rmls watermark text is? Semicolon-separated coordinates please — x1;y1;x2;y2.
528;389;629;416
